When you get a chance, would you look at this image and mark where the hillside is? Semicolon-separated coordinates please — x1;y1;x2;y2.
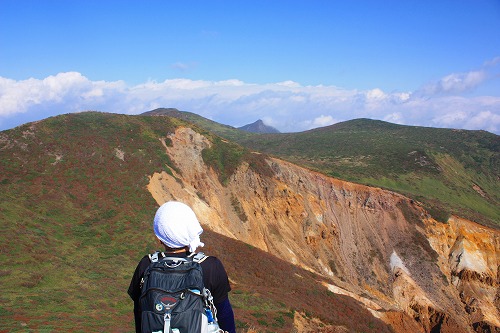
151;111;500;228
141;108;255;141
1;112;499;332
0;112;391;332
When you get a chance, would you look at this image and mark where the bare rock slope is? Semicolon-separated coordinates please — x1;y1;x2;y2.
148;127;499;332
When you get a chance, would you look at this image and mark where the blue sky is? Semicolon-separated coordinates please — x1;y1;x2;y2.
1;0;499;133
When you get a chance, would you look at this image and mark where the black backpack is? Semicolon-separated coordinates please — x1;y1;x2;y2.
139;252;222;333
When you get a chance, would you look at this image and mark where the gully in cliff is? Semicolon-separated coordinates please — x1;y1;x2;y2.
128;201;236;333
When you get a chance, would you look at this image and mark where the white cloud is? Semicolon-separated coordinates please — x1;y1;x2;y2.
366;88;386;100
432;110;468;127
383;112;404;125
300;115;337;130
465;111;500;132
311;115;336;128
276;80;301;88
0;72;93;115
440;71;486;93
419;56;500;96
0;71;499;134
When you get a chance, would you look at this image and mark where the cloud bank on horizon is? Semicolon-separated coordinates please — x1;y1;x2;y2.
1;58;499;134
1;1;499;134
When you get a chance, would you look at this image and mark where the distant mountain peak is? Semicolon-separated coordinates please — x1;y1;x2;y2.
238;119;280;134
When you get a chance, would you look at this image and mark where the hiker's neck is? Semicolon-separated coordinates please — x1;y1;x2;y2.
162;245;189;254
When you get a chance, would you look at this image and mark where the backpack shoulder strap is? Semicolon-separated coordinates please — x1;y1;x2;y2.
148;251;165;263
192;252;209;263
141;252;165;289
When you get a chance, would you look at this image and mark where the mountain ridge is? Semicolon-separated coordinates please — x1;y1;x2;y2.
1;111;499;332
147;109;499;227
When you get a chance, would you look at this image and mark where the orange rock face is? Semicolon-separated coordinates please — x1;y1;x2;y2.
148;127;499;332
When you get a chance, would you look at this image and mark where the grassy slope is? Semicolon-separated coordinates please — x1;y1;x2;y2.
0;112;174;331
158;111;499;227
0;112;393;332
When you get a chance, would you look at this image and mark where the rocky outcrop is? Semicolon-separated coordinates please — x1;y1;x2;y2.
426;216;500;331
147;127;500;332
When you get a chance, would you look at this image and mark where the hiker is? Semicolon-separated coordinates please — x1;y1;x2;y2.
128;201;236;333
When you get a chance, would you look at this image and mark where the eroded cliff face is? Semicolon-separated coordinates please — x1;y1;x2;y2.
148;127;499;333
425;216;500;331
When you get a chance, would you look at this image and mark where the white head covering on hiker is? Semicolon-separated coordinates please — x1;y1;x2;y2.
153;201;205;252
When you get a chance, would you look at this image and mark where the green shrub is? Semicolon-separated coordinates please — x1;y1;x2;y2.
202;137;245;185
